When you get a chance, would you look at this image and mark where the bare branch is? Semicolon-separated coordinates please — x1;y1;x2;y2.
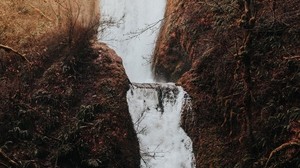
29;4;54;22
0;44;30;63
0;149;21;168
283;56;300;60
264;140;300;168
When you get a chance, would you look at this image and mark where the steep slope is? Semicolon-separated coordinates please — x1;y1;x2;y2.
0;41;140;168
153;0;300;167
0;0;140;167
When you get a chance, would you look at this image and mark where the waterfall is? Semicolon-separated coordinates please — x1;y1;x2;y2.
99;1;195;167
99;0;166;83
128;83;195;168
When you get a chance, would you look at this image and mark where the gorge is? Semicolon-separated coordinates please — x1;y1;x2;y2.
0;0;299;167
100;0;196;167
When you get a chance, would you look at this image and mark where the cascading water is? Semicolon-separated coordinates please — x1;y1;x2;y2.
99;1;195;167
99;0;166;83
128;83;195;168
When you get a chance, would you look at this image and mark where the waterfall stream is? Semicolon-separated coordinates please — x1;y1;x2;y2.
99;1;195;167
128;83;195;168
99;0;166;83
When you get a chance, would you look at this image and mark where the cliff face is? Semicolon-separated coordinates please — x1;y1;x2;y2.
0;42;140;168
154;0;300;167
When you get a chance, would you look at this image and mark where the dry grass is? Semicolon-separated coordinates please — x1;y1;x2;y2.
0;0;100;55
0;0;101;99
0;0;53;52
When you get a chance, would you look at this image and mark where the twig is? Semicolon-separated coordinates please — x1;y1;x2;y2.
140;156;148;167
0;149;21;168
29;4;54;22
219;93;241;101
34;129;62;143
124;18;164;40
264;140;300;168
0;44;30;63
0;161;10;168
283;56;300;60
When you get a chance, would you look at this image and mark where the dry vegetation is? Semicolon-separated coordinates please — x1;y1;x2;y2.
0;0;53;52
0;0;99;55
0;1;141;167
0;0;101;82
154;0;300;167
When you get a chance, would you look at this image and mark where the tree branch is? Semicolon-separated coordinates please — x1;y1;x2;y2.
0;149;21;168
283;56;300;60
29;4;54;22
0;44;30;63
264;141;300;168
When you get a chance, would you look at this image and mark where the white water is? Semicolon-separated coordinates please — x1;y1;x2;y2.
127;83;195;168
99;1;196;168
99;0;166;83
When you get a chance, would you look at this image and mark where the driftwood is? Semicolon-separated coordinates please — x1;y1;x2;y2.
0;44;30;63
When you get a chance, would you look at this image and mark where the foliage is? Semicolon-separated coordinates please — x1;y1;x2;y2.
154;0;300;167
208;0;241;32
0;0;141;167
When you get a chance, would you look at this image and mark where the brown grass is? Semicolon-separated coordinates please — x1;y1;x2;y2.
0;0;101;115
0;0;100;80
0;0;53;52
0;0;99;55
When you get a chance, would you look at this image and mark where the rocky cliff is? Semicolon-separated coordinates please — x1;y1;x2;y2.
153;0;300;167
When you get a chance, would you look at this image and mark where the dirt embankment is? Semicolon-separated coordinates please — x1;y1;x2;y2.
154;0;300;167
0;0;140;167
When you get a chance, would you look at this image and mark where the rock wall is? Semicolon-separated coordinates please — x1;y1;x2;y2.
154;0;300;167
